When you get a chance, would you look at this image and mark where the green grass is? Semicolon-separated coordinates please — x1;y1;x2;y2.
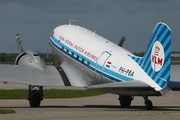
0;109;15;114
0;89;105;99
0;62;14;64
171;61;180;65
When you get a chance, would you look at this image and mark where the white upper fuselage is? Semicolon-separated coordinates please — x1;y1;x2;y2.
49;24;162;91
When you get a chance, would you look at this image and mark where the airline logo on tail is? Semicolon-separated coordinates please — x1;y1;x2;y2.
151;41;164;72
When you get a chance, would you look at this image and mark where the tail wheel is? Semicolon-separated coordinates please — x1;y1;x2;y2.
145;100;153;110
143;96;153;110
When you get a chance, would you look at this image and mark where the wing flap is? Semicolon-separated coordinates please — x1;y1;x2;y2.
0;64;65;86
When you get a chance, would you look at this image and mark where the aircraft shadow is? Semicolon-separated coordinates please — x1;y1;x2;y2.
1;105;180;111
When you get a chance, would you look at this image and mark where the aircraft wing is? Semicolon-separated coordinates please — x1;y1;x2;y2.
86;80;161;96
0;64;65;86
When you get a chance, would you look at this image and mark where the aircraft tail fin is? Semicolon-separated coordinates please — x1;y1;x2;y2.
130;22;171;89
15;34;24;53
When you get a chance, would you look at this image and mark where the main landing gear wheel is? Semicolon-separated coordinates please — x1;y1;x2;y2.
28;85;44;107
118;95;133;107
143;96;153;110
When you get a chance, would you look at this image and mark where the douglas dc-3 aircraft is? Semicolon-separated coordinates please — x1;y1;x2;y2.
0;22;180;110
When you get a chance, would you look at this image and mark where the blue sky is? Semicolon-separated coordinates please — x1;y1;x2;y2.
0;0;179;53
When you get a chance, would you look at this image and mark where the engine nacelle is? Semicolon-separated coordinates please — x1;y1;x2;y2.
15;50;46;71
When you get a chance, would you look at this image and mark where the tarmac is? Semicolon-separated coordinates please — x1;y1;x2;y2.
1;92;180;120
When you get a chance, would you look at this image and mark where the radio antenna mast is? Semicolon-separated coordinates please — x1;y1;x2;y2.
69;20;77;25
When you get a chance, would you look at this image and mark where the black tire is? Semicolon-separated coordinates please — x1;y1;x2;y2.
119;95;132;107
145;100;153;110
29;90;41;107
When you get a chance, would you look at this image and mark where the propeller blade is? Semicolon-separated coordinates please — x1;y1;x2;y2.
118;36;125;47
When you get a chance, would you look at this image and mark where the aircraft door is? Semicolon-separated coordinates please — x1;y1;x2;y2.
95;51;111;84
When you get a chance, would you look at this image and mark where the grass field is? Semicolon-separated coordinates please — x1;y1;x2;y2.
0;89;105;99
0;89;104;114
0;109;15;114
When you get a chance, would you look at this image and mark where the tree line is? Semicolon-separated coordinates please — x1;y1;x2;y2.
0;52;180;64
0;53;56;64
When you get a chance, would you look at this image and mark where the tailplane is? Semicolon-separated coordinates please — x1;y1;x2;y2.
130;22;171;89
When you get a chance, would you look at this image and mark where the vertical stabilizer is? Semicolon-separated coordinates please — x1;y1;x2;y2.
130;22;171;89
15;34;24;53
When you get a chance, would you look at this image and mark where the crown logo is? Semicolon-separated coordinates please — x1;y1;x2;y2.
155;45;160;56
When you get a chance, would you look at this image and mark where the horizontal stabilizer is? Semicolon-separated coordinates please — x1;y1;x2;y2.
86;81;161;96
87;80;150;89
167;65;180;90
168;81;180;91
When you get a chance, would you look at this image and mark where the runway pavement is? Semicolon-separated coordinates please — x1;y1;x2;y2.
1;92;180;120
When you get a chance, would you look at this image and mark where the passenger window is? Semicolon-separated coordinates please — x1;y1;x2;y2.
76;55;79;60
87;62;90;66
82;58;85;64
62;46;64;50
72;52;74;57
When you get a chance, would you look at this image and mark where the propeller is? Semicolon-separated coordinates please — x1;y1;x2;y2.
118;36;126;47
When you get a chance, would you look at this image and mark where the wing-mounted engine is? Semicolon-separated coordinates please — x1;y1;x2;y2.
15;50;46;71
14;34;48;107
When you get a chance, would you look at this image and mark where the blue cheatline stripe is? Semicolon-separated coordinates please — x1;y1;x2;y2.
49;36;133;83
128;23;171;89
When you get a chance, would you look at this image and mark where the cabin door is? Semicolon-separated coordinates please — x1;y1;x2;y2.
95;51;111;84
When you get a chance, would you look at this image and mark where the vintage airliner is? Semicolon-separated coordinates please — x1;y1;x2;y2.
0;22;179;110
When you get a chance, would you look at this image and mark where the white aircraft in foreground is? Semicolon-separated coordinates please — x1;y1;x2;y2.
0;22;179;110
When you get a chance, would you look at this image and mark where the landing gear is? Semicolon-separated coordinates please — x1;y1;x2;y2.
118;95;153;110
143;96;153;110
28;85;44;107
118;95;133;107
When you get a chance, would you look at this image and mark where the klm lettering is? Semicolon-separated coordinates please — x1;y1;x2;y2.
152;55;163;65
